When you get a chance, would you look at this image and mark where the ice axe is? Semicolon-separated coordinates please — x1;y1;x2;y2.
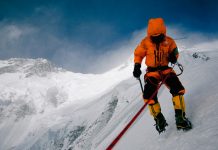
137;77;144;93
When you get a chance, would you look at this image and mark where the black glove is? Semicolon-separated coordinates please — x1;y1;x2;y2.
168;52;177;64
133;63;142;78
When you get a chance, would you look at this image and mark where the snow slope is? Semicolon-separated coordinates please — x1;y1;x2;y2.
97;50;218;150
0;50;218;150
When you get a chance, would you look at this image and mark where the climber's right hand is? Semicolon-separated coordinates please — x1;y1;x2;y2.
133;63;142;78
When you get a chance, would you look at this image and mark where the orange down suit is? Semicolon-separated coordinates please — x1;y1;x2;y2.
134;18;178;69
134;18;185;105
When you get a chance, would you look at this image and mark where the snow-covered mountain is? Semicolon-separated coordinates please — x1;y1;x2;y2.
0;56;133;150
0;50;218;150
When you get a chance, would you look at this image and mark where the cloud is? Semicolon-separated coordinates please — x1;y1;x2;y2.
0;5;145;74
50;30;143;74
0;19;125;73
166;26;218;52
0;22;38;57
87;29;146;73
6;25;22;39
51;43;95;73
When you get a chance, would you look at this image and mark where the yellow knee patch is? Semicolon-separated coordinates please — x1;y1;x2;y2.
172;95;186;112
148;102;161;117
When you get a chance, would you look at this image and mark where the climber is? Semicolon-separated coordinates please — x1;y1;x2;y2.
133;18;192;133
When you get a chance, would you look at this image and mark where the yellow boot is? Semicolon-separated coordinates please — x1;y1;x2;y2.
172;95;192;130
148;102;161;117
172;95;186;113
148;102;168;133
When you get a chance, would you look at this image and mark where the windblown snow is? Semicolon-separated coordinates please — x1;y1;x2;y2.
0;50;218;150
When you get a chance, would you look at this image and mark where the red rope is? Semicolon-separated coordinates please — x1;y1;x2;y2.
106;102;148;150
106;72;170;150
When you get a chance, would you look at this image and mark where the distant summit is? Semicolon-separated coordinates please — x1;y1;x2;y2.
0;58;64;77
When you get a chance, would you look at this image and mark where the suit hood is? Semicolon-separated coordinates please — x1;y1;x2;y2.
147;18;166;37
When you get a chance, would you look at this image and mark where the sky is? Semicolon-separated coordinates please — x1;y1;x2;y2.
0;0;218;73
